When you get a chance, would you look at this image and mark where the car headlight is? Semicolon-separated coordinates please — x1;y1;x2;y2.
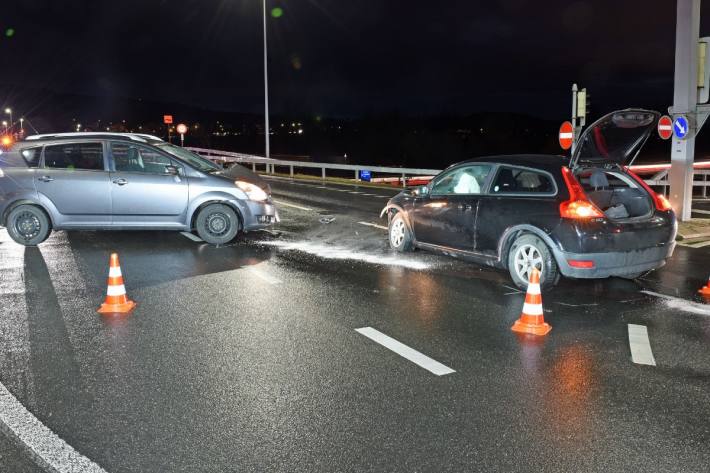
235;180;268;201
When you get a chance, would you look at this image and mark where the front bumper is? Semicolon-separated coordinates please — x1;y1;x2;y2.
240;199;280;231
552;241;676;278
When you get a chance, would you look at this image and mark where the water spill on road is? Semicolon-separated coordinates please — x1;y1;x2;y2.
261;240;430;270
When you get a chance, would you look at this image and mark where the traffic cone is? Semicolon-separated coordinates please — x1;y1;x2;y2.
698;275;710;299
97;253;136;314
511;268;551;336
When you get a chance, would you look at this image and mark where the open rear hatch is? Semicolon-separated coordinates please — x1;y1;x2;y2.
569;109;660;221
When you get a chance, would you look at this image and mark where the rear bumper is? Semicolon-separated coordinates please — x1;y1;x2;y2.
552;242;676;278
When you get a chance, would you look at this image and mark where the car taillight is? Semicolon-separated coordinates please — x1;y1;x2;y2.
624;167;674;212
559;167;604;219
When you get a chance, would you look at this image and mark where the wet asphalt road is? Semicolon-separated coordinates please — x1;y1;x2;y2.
0;177;709;472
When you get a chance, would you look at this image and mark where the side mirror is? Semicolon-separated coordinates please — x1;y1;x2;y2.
165;165;180;175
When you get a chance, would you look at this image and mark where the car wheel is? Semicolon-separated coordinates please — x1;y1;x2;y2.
6;204;52;246
195;204;240;245
507;233;560;291
388;213;413;252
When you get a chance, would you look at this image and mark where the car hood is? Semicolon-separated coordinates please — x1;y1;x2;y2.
212;164;271;192
570;108;659;169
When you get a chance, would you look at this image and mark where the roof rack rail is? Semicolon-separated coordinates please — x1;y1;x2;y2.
24;132;164;143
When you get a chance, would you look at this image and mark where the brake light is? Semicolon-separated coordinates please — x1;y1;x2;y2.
559;167;604;219
624;167;673;212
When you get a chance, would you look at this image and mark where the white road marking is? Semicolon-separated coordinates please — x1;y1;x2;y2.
180;231;204;242
273;200;312;211
0;381;107;472
374;195;390;198
348;191;363;194
641;290;710;316
355;327;455;376
628;324;656;366
247;266;283;285
357;221;388;230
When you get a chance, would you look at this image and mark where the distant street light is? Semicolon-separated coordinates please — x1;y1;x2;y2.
262;0;270;159
4;108;11;132
1;120;7;133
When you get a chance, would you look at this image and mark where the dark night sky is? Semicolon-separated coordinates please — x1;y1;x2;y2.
2;0;710;119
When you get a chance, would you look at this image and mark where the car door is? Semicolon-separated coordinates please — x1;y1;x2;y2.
109;141;189;226
36;141;112;226
475;165;558;256
411;164;492;250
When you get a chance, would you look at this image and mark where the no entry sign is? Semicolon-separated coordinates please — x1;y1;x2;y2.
163;115;173;125
559;121;574;150
657;115;673;140
176;123;188;135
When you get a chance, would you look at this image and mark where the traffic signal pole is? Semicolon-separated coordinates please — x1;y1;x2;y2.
669;0;701;222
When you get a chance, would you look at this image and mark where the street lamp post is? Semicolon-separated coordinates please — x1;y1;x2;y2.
19;118;23;133
4;108;12;132
1;121;7;133
262;0;270;159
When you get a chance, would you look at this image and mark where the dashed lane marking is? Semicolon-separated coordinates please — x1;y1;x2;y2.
180;231;204;242
0;381;108;473
357;221;388;230
356;327;455;376
272;200;313;211
247;266;283;285
628;324;656;366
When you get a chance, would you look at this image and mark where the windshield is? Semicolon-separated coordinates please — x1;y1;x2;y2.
156;143;221;172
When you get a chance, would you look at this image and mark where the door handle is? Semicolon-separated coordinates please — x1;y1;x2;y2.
38;176;54;182
112;178;128;186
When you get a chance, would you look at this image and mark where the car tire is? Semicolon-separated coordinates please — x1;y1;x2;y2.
6;204;52;246
388;213;413;252
507;233;560;291
195;204;241;245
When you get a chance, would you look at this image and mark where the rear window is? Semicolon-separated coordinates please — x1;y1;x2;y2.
577;170;638;191
44;143;105;170
491;167;555;194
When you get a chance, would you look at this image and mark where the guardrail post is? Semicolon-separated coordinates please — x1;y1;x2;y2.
355;169;359;181
322;168;326;180
402;173;406;188
704;173;708;198
252;162;256;172
290;165;294;178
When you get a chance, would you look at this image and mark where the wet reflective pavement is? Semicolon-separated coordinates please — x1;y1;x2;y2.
0;177;708;472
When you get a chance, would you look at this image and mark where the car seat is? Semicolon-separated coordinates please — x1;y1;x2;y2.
587;170;613;209
125;147;144;172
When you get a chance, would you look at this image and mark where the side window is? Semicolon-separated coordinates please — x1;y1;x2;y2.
44;143;105;170
430;165;492;195
112;143;176;174
20;147;42;168
491;167;554;194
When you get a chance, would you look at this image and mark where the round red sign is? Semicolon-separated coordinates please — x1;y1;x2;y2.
176;123;188;135
559;121;574;150
657;115;673;140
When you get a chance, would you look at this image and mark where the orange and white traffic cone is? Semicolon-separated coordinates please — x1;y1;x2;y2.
511;268;551;336
699;275;710;299
97;253;136;314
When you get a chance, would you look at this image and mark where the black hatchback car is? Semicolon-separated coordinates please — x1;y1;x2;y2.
380;109;677;289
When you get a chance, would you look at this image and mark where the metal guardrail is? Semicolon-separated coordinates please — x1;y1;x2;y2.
187;147;441;188
187;146;710;195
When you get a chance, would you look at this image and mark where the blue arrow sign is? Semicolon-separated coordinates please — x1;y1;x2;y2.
673;115;689;139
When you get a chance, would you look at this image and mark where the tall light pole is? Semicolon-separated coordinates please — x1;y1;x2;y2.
19;117;23;133
262;0;270;159
4;108;12;132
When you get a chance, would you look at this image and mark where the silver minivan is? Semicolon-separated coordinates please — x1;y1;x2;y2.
0;132;278;245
